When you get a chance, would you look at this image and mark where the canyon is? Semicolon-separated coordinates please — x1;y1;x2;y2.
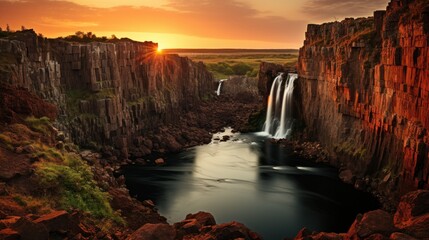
0;0;429;239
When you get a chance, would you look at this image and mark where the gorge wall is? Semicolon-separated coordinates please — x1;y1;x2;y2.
0;31;214;158
297;0;429;202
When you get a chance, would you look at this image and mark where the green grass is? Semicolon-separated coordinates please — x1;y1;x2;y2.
35;153;123;223
32;145;63;162
185;53;298;80
25;116;51;134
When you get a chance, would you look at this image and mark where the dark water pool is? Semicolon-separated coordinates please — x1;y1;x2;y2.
123;129;379;239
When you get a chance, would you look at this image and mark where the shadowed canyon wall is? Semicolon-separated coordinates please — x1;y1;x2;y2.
297;0;429;201
0;31;213;158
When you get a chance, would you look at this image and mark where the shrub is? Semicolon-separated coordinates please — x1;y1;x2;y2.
231;63;253;75
207;62;234;76
33;146;63;162
36;153;123;223
246;68;259;77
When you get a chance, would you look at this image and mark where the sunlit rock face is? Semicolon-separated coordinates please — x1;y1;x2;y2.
0;30;214;158
297;0;429;201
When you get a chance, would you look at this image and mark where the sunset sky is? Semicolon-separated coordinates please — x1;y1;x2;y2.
0;0;389;49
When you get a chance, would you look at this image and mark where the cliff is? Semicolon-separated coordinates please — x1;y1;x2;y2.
297;0;429;203
0;30;214;158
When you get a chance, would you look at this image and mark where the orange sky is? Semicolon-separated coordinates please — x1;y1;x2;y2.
0;0;389;49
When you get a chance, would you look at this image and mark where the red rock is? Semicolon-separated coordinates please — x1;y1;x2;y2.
365;233;389;240
174;219;202;239
311;232;345;240
389;232;417;240
197;221;262;240
394;190;429;226
339;169;355;184
155;158;165;165
33;210;81;234
394;190;429;238
185;211;216;226
128;223;176;240
0;84;57;124
347;210;396;238
0;216;20;230
294;227;313;239
292;0;429;200
108;188;166;230
0;228;20;240
12;217;49;240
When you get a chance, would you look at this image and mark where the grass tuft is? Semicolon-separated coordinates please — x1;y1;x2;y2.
35;153;124;224
25;116;51;133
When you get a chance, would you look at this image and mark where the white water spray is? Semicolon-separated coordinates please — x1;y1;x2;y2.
263;73;298;139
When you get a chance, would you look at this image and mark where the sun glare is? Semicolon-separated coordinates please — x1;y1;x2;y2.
157;47;163;54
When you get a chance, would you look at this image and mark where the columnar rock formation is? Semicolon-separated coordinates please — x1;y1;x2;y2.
0;30;213;158
297;0;429;201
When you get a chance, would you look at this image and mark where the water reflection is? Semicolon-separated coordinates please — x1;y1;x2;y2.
124;129;379;239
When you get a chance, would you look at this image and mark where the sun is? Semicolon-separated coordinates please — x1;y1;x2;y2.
156;47;163;54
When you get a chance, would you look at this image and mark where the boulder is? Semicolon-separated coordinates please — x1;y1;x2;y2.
394;190;429;239
12;217;49;240
155;158;165;165
33;210;80;234
389;232;417;240
0;216;20;230
347;210;396;238
394;190;429;225
185;211;216;226
174;219;202;238
164;135;182;153
198;221;262;240
128;223;176;240
0;228;20;240
339;169;355;184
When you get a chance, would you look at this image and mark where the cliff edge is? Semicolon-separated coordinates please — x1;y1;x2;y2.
297;0;429;203
0;30;214;159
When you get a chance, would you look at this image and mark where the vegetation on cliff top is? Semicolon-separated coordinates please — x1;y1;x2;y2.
195;54;297;79
167;50;298;79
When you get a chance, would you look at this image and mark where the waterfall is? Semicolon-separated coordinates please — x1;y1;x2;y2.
263;73;282;134
263;73;298;139
216;79;227;96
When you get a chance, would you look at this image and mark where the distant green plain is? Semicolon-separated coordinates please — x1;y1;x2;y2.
164;49;299;80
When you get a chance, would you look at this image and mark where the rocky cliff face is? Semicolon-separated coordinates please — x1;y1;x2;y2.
0;31;213;158
297;0;429;202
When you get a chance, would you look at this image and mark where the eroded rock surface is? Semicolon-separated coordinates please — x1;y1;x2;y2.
294;0;429;202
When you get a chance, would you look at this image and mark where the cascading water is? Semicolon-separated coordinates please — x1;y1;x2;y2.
216;79;227;96
263;73;298;139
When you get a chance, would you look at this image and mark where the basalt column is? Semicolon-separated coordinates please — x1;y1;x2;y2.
297;0;429;201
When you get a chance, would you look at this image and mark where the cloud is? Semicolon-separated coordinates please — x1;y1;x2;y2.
0;0;307;46
302;0;389;21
